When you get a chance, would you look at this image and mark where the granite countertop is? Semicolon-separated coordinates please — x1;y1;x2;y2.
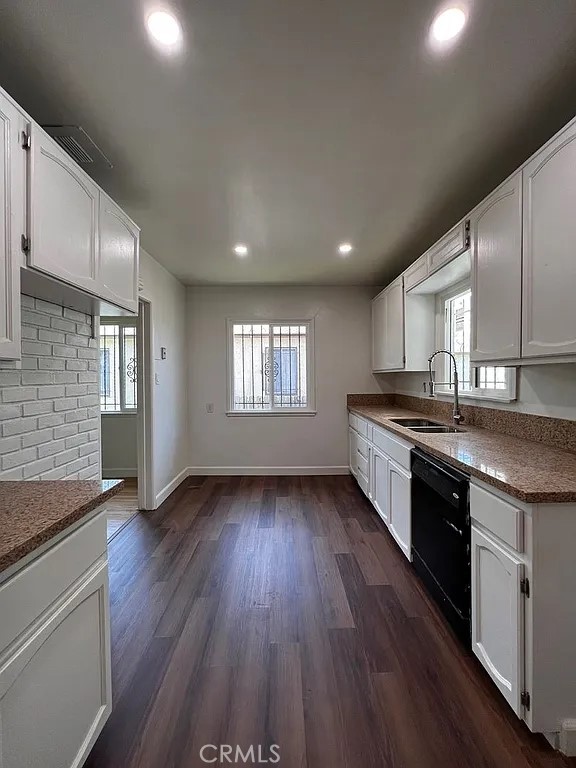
349;405;576;504
0;479;125;574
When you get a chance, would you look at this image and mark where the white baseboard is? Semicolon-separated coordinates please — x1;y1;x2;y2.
102;468;137;478
560;720;576;756
155;467;189;508
186;466;349;476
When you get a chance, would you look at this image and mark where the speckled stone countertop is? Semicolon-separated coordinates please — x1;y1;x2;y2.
0;479;125;574
349;405;576;504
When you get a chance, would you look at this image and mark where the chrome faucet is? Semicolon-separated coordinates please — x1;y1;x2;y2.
427;350;463;425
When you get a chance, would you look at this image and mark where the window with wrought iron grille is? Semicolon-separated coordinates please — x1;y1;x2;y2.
227;321;315;414
99;318;138;412
435;284;516;401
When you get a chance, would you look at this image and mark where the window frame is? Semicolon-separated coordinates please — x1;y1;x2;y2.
226;318;316;416
99;316;139;414
434;281;517;403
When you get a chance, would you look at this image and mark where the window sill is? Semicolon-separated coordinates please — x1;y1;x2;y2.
226;409;317;417
433;389;517;404
101;411;138;416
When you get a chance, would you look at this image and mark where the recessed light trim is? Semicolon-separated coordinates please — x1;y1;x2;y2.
146;10;183;48
431;7;467;43
338;242;353;255
233;244;249;257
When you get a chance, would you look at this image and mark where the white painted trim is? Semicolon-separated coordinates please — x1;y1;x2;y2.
225;410;317;417
154;467;189;508
560;721;576;757
137;298;155;511
186;466;349;476
102;468;137;478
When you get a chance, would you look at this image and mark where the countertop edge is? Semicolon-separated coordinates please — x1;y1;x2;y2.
0;479;126;576
348;406;576;505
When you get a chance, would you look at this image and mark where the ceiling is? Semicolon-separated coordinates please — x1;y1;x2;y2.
1;1;576;286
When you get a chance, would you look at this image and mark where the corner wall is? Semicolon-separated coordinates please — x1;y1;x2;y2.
186;285;387;473
140;249;189;504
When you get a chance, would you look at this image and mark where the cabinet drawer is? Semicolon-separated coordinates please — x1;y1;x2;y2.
357;434;369;459
0;511;107;653
348;412;368;437
372;426;413;470
357;451;369;478
470;483;523;552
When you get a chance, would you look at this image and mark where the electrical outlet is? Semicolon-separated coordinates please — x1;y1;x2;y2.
206;403;214;414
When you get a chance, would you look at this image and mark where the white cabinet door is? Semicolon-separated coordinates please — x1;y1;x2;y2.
0;559;112;768
99;192;139;313
522;121;576;358
372;277;404;371
471;172;522;362
471;525;524;716
371;292;387;372
388;459;411;560
28;124;100;295
426;220;468;275
0;93;24;360
348;427;358;477
371;446;389;524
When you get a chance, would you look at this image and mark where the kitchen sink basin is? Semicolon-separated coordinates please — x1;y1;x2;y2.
389;418;443;427
409;425;465;433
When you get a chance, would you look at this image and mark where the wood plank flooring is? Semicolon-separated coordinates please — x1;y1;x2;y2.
86;475;576;768
102;478;138;541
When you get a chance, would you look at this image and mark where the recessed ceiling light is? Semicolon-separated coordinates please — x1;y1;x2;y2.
233;244;249;257
146;10;183;48
431;7;467;42
338;242;353;255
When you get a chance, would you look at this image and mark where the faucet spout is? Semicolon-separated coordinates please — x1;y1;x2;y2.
427;349;463;425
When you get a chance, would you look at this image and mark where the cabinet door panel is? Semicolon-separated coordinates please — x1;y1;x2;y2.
385;277;404;370
522;123;576;357
29;126;99;294
471;173;522;362
348;427;358;477
471;526;524;716
0;94;23;359
99;193;139;312
0;560;111;768
388;459;411;560
371;447;388;523
426;221;468;274
371;293;387;371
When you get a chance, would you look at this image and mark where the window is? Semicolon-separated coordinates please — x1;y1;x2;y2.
227;321;315;414
435;285;516;401
99;319;138;412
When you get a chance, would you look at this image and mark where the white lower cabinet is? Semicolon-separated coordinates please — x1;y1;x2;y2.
0;512;111;768
370;446;389;523
471;524;524;715
387;459;412;560
348;427;358;477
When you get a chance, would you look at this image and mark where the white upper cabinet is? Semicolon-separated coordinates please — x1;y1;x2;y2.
470;172;522;362
28;124;100;295
522;120;576;358
0;92;24;360
403;254;428;292
99;193;139;312
471;525;524;716
425;220;469;275
372;276;404;371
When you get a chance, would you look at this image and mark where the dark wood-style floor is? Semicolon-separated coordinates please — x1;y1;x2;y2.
86;475;575;768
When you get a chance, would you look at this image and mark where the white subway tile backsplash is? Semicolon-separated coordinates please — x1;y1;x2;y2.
0;296;100;480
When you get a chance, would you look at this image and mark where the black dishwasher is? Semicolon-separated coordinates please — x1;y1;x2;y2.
411;448;471;645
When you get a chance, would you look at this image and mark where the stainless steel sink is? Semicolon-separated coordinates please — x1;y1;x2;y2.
389;418;443;427
409;425;465;433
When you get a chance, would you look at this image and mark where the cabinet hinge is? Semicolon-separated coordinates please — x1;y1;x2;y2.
21;235;30;254
464;219;471;247
520;691;531;711
21;130;31;150
402;355;406;365
520;577;530;598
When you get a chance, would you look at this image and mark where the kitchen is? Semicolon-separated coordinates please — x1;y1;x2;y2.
1;1;576;767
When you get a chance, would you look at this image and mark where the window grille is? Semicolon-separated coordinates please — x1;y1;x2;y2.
99;320;138;412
